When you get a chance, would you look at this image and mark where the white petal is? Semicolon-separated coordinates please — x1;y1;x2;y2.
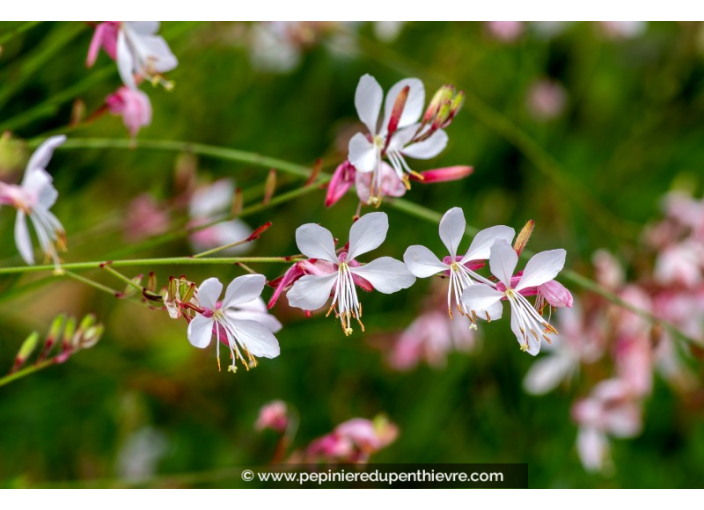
116;30;137;89
287;273;338;311
484;299;504;321
187;314;214;348
14;211;34;265
226;308;282;333
401;130;448;159
438;207;465;258
460;284;503;314
25;135;66;176
577;427;608;473
509;304;541;356
196;277;223;310
489;239;518;287
382;78;425;130
403;245;447;278
295;223;338;262
515;249;567;291
346;212;388;261
131;34;178;73
461;225;516;263
124;21;160;35
230;319;280;359
222;274;266;308
387;124;417;151
348;133;377;173
22;168;58;209
349;257;415;293
189;179;234;218
523;354;574;395
354;74;383;135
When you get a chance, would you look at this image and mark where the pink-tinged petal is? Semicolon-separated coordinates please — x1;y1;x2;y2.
348;133;377;173
401;130;448;159
515;249;566;292
86;23;108;67
461;284;503;314
347;212;388;261
355;162;406;203
287;273;338;311
383;78;425;131
196;277;223;310
354;74;383;135
325;161;356;207
14;211;34;265
295;223;338;262
106;87;152;137
116;30;136;89
230;319;280;358
461;225;515;263
187;314;214;348
577;427;608;473
413;165;473;183
538;280;573;308
268;263;305;309
222;274;266;308
489;239;518;287
349;257;415;293
25;135;66;176
605;405;642;438
403;245;447;278
438;207;465;258
523;353;575;395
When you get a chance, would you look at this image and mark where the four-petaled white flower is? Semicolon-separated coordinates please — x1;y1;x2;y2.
348;74;448;204
287;212;416;335
461;239;566;355
0;135;67;267
187;274;281;371
117;21;178;90
404;207;515;321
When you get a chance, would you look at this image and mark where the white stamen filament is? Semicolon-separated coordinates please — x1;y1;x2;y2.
328;262;364;336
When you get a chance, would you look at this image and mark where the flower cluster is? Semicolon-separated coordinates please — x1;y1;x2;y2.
87;21;178;137
326;74;471;207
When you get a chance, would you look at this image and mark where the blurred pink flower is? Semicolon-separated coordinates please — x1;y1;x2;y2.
526;79;567;121
305;416;398;464
485;21;523;42
123;194;170;242
106;87;152;137
86;21;119;67
572;379;642;473
599;21;647;39
255;400;289;433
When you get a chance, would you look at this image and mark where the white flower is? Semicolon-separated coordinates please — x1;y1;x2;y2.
287;212;415;335
461;239;566;355
0;135;67;267
348;74;448;204
403;207;515;320
187;274;281;371
189;178;252;255
116;21;178;90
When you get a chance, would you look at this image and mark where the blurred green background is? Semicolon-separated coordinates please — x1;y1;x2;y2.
1;21;703;488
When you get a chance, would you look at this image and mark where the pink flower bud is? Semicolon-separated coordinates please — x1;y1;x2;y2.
538;280;574;308
106;87;152;137
411;165;473;183
255;400;289;433
324;161;356;207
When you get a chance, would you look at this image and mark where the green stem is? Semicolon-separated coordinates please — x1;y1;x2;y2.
64;270;119;296
100;265;143;292
0;256;298;276
0;357;55;388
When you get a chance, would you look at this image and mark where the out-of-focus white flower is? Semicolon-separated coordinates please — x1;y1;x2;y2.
0;135;67;267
